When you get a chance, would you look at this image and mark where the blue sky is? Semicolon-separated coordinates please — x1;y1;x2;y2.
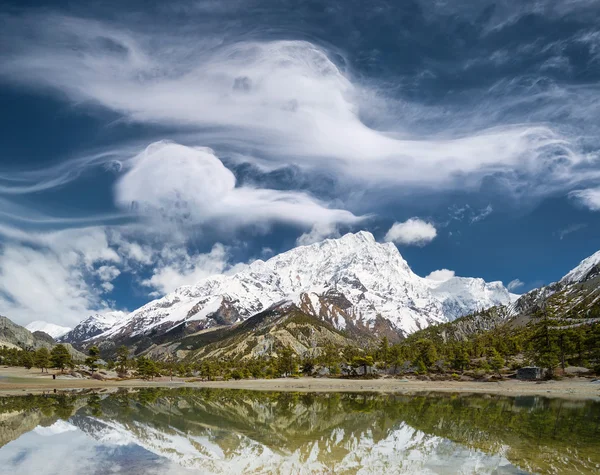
1;0;600;327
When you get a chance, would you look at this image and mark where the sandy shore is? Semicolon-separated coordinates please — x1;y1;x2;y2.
1;367;599;399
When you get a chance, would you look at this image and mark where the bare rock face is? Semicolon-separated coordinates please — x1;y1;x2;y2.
0;316;53;350
0;316;86;361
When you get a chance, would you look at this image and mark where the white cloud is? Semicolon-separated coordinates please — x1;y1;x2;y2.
96;265;121;293
141;243;230;295
0;227;121;326
0;224;235;324
0;13;596;202
296;222;340;246
97;265;121;282
425;269;456;281
569;187;600;210
507;279;524;291
384;218;437;246
115;141;362;231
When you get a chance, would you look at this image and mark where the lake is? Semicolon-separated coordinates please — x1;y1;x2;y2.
0;389;598;474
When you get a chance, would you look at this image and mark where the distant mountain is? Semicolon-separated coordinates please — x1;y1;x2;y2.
510;249;600;325
0;315;85;360
25;321;71;339
404;247;600;348
68;232;515;356
0;316;53;351
560;250;600;285
60;312;126;344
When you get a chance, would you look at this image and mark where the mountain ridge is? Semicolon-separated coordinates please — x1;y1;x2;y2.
57;232;516;355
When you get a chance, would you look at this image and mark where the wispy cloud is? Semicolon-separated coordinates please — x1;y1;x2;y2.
569;187;600;211
557;223;587;240
507;279;524;291
470;204;493;223
0;11;597;203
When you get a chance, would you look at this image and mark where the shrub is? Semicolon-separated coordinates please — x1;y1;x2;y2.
231;369;243;380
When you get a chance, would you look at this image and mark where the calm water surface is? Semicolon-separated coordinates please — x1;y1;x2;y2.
0;389;598;474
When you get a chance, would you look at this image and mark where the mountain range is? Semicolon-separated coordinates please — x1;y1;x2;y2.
5;230;600;361
55;232;518;357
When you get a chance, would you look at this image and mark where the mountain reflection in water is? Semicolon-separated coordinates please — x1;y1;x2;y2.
0;389;598;474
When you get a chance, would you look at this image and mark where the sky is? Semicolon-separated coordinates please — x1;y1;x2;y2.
1;0;600;327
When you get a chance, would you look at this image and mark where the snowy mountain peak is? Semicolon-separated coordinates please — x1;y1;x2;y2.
25;321;71;339
60;311;127;343
84;232;515;344
561;249;600;284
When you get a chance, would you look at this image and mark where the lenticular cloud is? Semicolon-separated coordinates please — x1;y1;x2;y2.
0;14;596;200
114;141;362;229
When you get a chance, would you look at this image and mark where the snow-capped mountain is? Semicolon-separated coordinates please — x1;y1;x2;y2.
511;248;600;318
70;415;512;474
25;321;71;339
60;311;126;343
560;249;600;284
428;277;517;320
85;231;515;344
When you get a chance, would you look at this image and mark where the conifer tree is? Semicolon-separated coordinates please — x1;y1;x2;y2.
116;346;129;375
489;349;505;375
277;346;297;377
21;350;34;369
50;344;73;372
528;309;559;377
34;347;50;373
85;346;100;373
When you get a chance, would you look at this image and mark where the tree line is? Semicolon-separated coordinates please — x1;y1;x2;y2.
2;310;599;380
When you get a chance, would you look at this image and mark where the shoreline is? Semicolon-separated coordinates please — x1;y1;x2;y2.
1;369;599;399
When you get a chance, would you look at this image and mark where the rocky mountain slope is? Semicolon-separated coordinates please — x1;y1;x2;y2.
0;316;85;360
509;249;600;325
404;247;600;347
74;232;515;354
141;302;361;361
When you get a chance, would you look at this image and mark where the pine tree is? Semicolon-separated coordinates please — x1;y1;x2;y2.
378;337;389;368
34;347;50;373
452;346;470;372
85;346;100;373
50;344;73;372
319;344;341;374
489;348;505;375
276;346;297;377
528;309;560;377
116;346;129;375
21;351;34;369
136;356;159;380
352;355;374;375
414;339;438;370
